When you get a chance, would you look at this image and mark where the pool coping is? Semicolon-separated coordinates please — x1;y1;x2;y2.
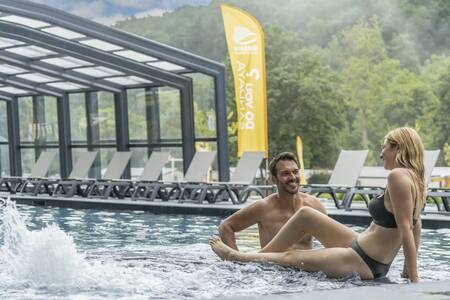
2;193;449;229
221;280;450;300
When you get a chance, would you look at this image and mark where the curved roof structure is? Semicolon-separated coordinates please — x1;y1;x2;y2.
0;0;229;181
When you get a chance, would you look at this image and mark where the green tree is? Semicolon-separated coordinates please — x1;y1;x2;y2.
330;18;433;164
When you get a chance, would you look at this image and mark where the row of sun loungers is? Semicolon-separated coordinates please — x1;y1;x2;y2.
299;149;448;213
0;149;448;212
0;150;269;205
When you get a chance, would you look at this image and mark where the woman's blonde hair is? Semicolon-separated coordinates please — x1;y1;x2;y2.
385;127;425;220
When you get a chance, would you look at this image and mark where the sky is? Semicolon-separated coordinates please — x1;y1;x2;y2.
29;0;211;26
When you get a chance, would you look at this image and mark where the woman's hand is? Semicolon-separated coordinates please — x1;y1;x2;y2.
401;261;408;278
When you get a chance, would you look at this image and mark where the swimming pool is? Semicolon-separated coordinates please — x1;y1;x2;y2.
1;200;449;300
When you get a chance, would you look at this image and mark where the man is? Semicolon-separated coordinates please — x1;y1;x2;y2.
219;152;327;250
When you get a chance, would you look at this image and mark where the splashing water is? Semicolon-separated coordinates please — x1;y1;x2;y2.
0;198;95;288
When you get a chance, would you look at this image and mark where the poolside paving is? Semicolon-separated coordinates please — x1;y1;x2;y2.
223;280;450;300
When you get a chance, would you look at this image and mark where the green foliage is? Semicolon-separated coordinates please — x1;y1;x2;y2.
263;25;346;167
114;0;450;167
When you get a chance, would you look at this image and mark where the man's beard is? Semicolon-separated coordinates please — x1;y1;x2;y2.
281;180;299;195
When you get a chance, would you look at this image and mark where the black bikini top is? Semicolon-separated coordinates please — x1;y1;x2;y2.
368;193;417;228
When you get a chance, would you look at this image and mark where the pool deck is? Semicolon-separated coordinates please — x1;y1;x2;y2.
2;192;450;228
223;280;450;300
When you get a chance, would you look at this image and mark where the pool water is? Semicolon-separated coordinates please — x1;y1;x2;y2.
1;200;449;300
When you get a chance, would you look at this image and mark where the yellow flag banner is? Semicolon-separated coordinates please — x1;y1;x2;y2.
221;4;268;158
296;136;307;185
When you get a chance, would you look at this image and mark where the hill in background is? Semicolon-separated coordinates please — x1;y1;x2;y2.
116;0;450;168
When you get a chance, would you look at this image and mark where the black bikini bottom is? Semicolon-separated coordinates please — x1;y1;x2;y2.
351;240;392;279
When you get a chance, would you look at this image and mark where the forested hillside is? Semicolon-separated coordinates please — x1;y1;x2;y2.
116;0;450;168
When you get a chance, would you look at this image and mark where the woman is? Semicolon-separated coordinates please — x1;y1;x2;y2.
211;127;424;282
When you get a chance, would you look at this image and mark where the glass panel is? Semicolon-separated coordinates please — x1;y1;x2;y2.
0;37;24;48
47;82;86;90
20;148;60;178
159;147;183;181
41;27;85;39
0;101;9;176
98;148;116;178
104;76;151;85
0;101;7;141
0;15;49;28
159;87;181;139
16;73;58;83
0;86;29;95
20;148;35;176
195;141;218;181
6;45;56;58
0;64;27;75
43;96;58;142
129;147;149;180
46;149;60;178
127;88;147;141
18;96;33;142
0;144;10;176
71;148;99;178
73;66;123;78
186;73;217;138
69;93;87;143
18;96;58;143
41;56;92;69
113;50;157;62
97;92;116;142
147;61;185;71
79;39;123;52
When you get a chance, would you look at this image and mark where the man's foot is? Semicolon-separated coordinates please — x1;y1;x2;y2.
209;236;237;261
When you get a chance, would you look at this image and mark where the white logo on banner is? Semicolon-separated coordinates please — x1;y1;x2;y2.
233;26;257;45
232;26;258;53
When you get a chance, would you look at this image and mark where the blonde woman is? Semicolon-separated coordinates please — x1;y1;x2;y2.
211;127;424;282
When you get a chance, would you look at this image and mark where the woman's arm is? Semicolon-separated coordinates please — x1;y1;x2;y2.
388;169;420;282
401;219;421;279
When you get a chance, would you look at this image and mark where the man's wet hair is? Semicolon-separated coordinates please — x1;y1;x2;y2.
268;152;300;176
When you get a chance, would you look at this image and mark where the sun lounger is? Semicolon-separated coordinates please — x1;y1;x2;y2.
1;151;57;195
342;149;442;210
53;151;131;198
86;151;132;198
179;151;269;204
100;151;171;199
300;150;369;209
137;151;217;201
51;151;98;197
421;150;449;212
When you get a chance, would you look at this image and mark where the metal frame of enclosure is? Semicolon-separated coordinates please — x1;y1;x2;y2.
0;0;229;181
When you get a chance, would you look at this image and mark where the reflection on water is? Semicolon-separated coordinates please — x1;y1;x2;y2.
0;203;449;300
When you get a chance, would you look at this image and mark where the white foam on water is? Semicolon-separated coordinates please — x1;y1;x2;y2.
0;199;96;288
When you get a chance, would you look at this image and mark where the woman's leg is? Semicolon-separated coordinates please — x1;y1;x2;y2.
210;237;373;280
261;206;358;252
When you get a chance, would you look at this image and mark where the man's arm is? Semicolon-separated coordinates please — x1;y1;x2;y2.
305;194;327;215
219;200;264;250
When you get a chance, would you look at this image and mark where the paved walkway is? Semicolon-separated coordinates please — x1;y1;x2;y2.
223;280;450;300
